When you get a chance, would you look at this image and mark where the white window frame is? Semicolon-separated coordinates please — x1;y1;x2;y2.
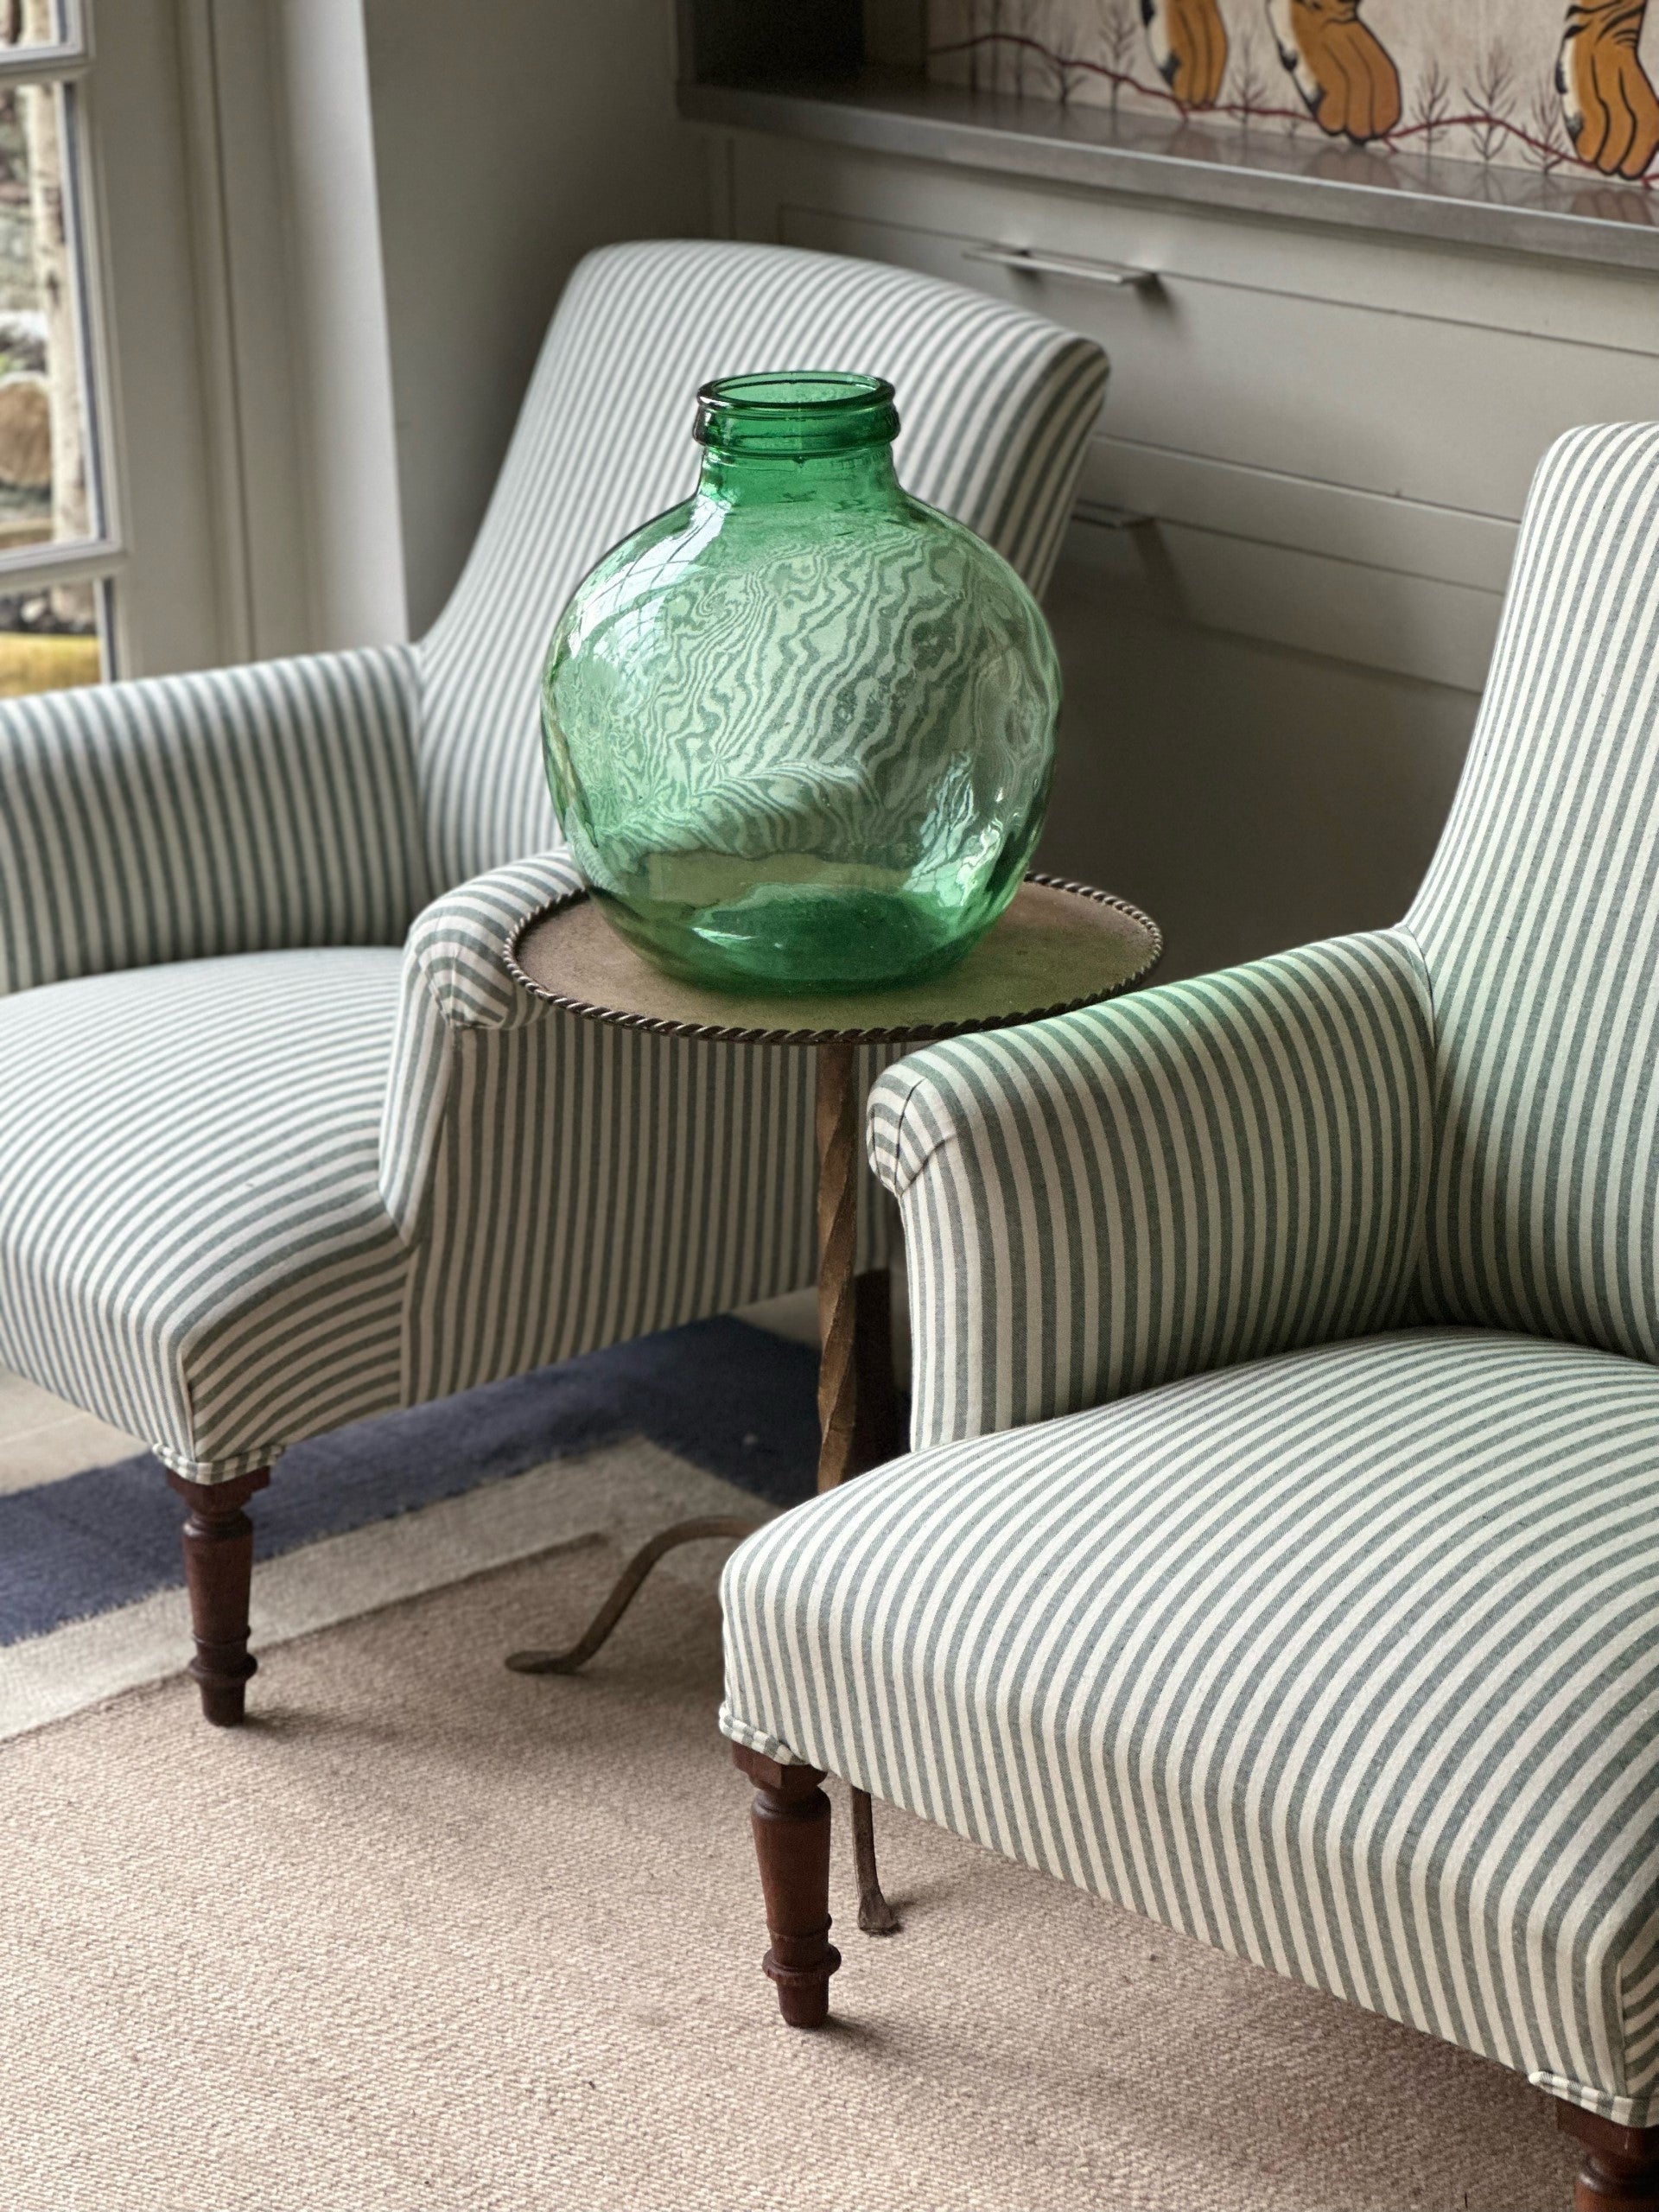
175;0;406;664
0;0;408;689
0;3;126;670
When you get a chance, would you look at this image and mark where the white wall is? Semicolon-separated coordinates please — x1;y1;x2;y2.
1039;566;1478;982
362;0;707;636
268;0;408;652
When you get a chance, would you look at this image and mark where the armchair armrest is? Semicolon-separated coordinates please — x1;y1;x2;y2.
0;644;424;992
398;849;584;1030
868;927;1433;1449
379;849;584;1236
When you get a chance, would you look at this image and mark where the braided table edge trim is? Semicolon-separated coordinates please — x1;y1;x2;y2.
500;873;1165;1048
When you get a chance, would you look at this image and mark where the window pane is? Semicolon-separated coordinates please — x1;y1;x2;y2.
0;570;103;693
0;3;70;50
0;72;96;554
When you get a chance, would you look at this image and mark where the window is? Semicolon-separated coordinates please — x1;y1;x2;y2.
0;3;403;695
0;1;111;696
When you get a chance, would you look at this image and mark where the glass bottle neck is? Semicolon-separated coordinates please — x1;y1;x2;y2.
696;442;906;513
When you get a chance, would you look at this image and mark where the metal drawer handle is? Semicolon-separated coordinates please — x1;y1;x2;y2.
964;243;1158;289
1074;497;1154;531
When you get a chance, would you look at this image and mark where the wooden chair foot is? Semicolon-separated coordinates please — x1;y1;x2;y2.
1557;2101;1659;2209
734;1744;841;2028
167;1469;269;1726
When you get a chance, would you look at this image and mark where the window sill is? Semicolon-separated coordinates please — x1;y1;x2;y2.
681;71;1659;276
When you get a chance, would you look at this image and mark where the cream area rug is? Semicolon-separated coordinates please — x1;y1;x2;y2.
1;1519;1582;2212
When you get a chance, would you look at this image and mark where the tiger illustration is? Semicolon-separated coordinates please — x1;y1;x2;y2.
1131;0;1656;177
1264;0;1402;143
1557;0;1659;176
1136;0;1400;138
1139;0;1230;108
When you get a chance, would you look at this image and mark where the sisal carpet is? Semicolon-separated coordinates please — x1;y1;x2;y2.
0;1527;1581;2212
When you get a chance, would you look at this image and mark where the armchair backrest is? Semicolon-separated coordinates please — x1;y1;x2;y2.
414;238;1109;891
1407;423;1659;1363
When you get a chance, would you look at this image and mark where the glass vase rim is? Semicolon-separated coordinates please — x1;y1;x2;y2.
694;371;900;459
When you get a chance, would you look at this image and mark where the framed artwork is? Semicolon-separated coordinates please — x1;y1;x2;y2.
926;2;1659;184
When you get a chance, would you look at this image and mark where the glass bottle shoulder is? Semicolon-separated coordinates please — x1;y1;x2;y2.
552;485;1046;666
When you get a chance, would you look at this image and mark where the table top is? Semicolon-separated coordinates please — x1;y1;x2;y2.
505;875;1161;1047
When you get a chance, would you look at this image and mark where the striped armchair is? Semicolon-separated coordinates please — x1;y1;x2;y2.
720;423;1659;2206
0;239;1108;1724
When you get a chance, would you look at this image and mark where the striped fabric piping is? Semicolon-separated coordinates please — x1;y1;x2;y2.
722;1327;1659;2126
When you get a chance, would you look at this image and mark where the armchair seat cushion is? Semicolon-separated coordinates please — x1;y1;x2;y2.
0;950;408;1477
721;1325;1659;2125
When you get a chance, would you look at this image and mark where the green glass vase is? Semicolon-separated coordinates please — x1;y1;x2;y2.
540;371;1061;995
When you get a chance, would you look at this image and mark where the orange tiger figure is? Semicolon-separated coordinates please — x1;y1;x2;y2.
1558;0;1659;177
1266;0;1402;144
1141;0;1229;109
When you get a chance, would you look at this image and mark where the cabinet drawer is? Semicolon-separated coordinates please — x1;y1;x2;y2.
781;201;1652;524
773;200;1567;685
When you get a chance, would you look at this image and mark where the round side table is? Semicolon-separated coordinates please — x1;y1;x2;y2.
499;873;1161;1929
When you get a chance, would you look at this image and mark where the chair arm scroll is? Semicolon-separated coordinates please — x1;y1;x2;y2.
397;849;586;1033
378;849;585;1236
868;928;1434;1449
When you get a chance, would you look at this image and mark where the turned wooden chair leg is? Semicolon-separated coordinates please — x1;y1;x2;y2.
165;1468;270;1726
1556;2101;1659;2209
734;1744;841;2028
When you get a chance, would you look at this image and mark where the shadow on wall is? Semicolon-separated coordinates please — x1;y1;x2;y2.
1035;549;1480;983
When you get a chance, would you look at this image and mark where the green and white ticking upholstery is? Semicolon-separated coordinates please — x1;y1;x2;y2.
721;422;1659;2128
0;239;1109;1480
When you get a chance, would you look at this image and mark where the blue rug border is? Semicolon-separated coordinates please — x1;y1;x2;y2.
0;1316;835;1649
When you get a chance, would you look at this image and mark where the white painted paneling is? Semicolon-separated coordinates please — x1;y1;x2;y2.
1083;443;1517;595
780;200;1659;524
1066;512;1502;693
734;133;1659;355
1038;553;1480;980
717;124;1618;965
365;0;706;634
784;200;1512;686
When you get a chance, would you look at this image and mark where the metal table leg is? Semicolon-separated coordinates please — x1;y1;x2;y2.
505;1036;903;1936
812;1039;861;1492
814;1041;902;1937
504;1516;766;1674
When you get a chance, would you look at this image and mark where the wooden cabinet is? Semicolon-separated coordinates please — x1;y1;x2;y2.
734;136;1659;691
712;127;1659;975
